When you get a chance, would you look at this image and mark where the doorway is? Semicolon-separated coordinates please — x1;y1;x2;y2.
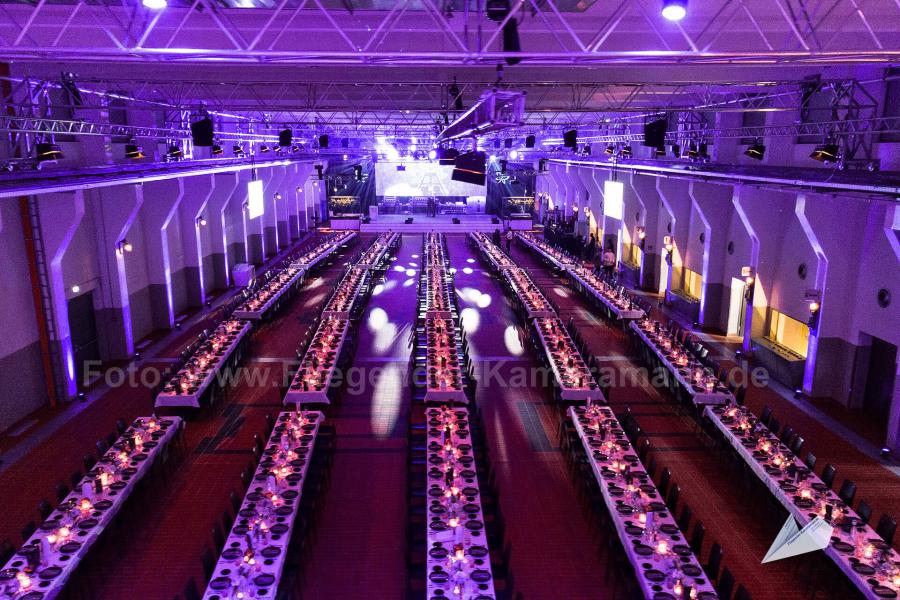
67;290;101;390
726;277;747;337
863;336;897;435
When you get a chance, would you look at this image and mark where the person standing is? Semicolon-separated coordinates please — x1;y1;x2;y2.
505;228;514;253
602;246;617;278
492;228;502;247
585;233;597;262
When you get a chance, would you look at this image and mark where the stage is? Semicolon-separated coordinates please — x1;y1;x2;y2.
328;213;534;233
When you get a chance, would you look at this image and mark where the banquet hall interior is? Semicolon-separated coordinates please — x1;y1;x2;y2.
0;1;900;599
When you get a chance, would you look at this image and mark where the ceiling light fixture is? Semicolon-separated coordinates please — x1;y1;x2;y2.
810;140;839;163
662;0;687;21
142;0;167;9
125;143;145;160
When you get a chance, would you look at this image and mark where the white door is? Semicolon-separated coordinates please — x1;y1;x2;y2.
726;277;746;336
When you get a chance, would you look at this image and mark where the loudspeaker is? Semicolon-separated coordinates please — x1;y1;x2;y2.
563;129;578;149
525;135;536;148
643;118;667;148
504;138;513;149
318;135;329;148
278;129;292;147
341;138;349;148
452;151;487;186
190;118;214;147
438;147;460;166
503;18;521;66
315;165;324;180
538;158;548;172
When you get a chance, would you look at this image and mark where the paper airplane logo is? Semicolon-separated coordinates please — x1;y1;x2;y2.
762;516;833;563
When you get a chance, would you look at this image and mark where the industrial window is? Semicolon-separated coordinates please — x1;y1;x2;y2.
681;268;703;300
766;309;809;358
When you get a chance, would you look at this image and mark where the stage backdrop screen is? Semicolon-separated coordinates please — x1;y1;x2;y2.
375;161;485;196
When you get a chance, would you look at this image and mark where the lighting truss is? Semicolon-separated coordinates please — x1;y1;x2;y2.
0;0;897;65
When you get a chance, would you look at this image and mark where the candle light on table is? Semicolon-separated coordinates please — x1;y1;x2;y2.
16;572;31;590
656;540;669;554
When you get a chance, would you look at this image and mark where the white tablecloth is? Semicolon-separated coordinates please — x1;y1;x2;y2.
155;323;252;408
630;322;733;407
233;268;305;321
569;407;719;599
425;406;496;599
1;417;182;600
567;267;645;320
704;405;900;600
321;266;368;319
470;232;515;271
534;317;604;402
517;232;576;269
203;412;322;600
503;268;556;319
423;317;468;405
357;232;398;269
284;318;349;405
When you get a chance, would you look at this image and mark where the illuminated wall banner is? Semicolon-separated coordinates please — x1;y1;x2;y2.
604;180;624;220
247;179;264;219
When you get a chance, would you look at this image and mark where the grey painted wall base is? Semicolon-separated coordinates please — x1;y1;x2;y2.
0;341;47;433
149;283;172;331
202;255;215;298
171;268;188;315
247;234;263;265
289;216;300;241
642;252;661;292
277;221;288;248
127;286;153;345
702;282;727;333
812;336;859;405
211;253;227;290
95;306;132;361
263;226;277;257
185;265;203;307
227;243;246;271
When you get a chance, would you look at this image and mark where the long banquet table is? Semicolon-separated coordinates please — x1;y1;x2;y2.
517;232;577;269
422;316;468;404
203;411;322;600
283;316;349;405
568;265;645;320
232;266;305;321
425;406;496;599
357;231;398;269
470;232;515;271
533;317;604;402
289;231;356;271
704;404;900;599
321;266;368;319
630;320;733;407
155;320;252;408
1;417;182;600
569;406;719;599
503;267;556;319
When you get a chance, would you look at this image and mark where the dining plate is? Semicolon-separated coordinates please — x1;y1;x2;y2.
471;569;492;582
469;546;489;558
644;569;665;582
872;586;898;598
429;546;449;559
852;563;876;575
38;567;61;580
428;571;449;584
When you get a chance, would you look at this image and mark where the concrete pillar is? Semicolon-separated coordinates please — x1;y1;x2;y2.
139;178;184;330
90;184;143;360
178;175;216;306
37;191;84;398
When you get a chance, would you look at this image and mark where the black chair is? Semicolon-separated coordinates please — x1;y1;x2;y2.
70;470;83;489
821;463;837;489
716;566;735;600
735;385;746;406
690;520;706;554
21;521;36;544
759;405;772;427
705;542;723;583
838;479;857;505
658;467;672;498
96;440;109;456
200;547;216;581
37;500;53;522
768;417;781;437
183;577;202;600
230;490;242;515
667;484;681;513
116;418;128;435
678;504;692;532
83;454;97;472
789;435;804;457
804;451;817;471
734;584;752;600
0;538;14;565
780;424;794;443
857;500;873;525
55;482;70;503
212;524;226;551
876;514;897;546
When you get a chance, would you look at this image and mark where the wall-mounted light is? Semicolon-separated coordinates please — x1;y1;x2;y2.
274;192;282;201
116;239;134;255
196;216;207;227
807;299;821;332
663;235;674;265
71;285;80;294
